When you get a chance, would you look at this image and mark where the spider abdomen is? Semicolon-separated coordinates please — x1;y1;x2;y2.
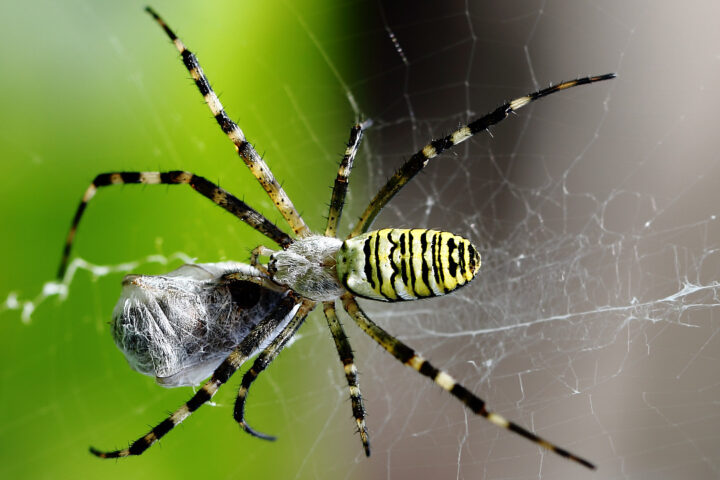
337;228;481;301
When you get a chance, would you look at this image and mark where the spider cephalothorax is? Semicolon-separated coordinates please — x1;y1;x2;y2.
267;235;344;301
58;6;614;469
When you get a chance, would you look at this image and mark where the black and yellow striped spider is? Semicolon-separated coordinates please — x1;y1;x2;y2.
58;7;614;470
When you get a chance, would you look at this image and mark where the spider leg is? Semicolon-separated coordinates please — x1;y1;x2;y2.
341;293;595;470
220;269;288;295
145;7;310;237
58;170;292;279
349;73;616;237
234;300;316;440
89;295;302;458
323;301;370;456
249;245;276;276
325;124;364;238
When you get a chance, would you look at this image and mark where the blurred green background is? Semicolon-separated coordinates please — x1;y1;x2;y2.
0;1;370;478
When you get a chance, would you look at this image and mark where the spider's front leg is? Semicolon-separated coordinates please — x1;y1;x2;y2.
58;171;292;279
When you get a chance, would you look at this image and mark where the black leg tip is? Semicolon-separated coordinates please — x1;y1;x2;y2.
239;422;277;442
596;72;617;81
88;446;105;458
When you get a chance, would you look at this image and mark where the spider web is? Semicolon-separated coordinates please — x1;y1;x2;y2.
2;1;720;479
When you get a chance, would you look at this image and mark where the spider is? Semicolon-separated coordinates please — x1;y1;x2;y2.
58;7;614;470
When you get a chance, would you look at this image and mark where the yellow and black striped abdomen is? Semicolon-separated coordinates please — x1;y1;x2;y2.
336;228;481;302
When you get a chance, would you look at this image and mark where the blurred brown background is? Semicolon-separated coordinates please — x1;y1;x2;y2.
352;1;720;479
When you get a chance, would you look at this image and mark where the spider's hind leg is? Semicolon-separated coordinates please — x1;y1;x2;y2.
145;7;310;237
341;293;595;470
349;73;616;236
